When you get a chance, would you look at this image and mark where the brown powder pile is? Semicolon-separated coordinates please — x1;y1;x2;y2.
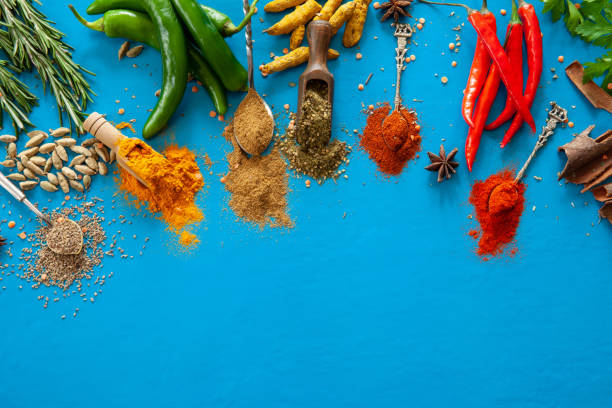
117;138;204;249
233;89;275;155
223;122;293;229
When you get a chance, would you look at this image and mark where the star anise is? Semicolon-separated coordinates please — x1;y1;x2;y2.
374;0;413;22
425;144;459;183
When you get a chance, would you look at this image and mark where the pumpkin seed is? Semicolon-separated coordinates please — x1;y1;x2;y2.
40;181;58;192
98;161;108;176
1;159;15;168
19;181;38;191
23;168;38;179
47;173;58;185
56;138;76;147
81;138;97;147
39;143;56;154
126;45;144;58
50;127;70;137
69;180;84;192
44;157;53;173
71;145;91;156
83;175;91;190
118;41;130;60
25;161;44;176
75;164;96;176
25;134;47;148
29;156;47;167
7;173;26;181
61;167;77;180
7;142;16;158
55;145;68;161
52;150;63;169
95;145;110;162
22;147;39;157
0;135;16;143
85;156;98;170
69;155;86;167
57;173;69;193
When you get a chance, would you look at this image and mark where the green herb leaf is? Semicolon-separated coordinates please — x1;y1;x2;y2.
583;49;612;95
542;0;566;21
575;7;612;48
564;0;584;34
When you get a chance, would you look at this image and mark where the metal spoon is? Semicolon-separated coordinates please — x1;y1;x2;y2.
488;102;568;213
233;0;274;156
0;171;83;255
382;23;413;151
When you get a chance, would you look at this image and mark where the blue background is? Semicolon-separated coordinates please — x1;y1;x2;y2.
1;0;611;406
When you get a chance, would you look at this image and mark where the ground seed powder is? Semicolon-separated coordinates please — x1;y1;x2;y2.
223;122;293;229
234;89;275;155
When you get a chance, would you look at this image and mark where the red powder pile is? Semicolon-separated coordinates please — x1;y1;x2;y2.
469;170;526;257
360;105;421;175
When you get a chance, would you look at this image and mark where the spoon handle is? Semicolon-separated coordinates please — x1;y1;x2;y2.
392;23;413;111
0;171;51;225
244;0;254;89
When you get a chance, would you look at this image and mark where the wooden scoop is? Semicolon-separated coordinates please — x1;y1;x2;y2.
83;112;151;189
297;20;334;128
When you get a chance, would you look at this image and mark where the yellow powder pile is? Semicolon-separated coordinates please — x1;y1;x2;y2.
117;138;204;249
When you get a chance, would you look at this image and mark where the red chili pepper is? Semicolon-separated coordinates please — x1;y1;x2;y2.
420;0;536;133
500;0;543;147
461;7;495;128
484;0;523;131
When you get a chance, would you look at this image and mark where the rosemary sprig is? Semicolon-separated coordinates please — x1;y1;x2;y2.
0;60;36;132
0;0;94;131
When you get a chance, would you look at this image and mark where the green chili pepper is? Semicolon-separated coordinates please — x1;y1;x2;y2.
85;0;259;37
69;6;227;115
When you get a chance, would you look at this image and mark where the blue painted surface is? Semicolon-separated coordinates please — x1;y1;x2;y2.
0;0;611;406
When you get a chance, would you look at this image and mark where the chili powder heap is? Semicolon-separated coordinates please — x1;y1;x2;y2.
360;104;421;175
469;170;525;257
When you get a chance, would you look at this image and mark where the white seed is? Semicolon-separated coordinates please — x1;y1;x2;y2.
47;173;58;185
118;41;130;60
88;147;98;160
7;173;26;181
7;142;16;158
57;173;69;193
16;162;24;172
25;161;44;176
69;155;86;167
98;161;108;176
40;181;58;192
61;167;77;180
85;157;98;170
95;145;110;162
0;135;16;143
56;138;76;147
71;146;92;156
69;180;84;192
81;138;97;147
55;145;68;161
50;127;70;137
29;156;47;167
23;168;38;179
44;157;53;173
83;175;91;189
75;164;96;176
19;181;38;191
52;150;63;169
27;130;48;139
1;159;15;168
19;154;29;168
21;147;39;157
126;45;144;58
25;133;47;148
39;143;56;154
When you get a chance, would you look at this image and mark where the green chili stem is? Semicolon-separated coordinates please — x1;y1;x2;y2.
69;5;104;32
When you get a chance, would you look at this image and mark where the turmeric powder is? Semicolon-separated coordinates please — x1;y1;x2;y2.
117;137;204;249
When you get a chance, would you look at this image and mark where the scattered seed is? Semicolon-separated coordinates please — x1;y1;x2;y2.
83;175;91;190
16;161;24;172
52;150;63;170
75;165;96;176
1;159;15;168
51;127;71;137
7;142;16;158
19;181;37;191
25;134;47;148
85;156;98;170
7;221;15;228
126;45;144;58
27;130;48;139
7;173;26;181
21;147;39;157
98;161;108;176
69;180;84;192
81;138;96;147
40;181;58;192
56;138;76;147
95;145;110;162
61;167;77;180
29;156;47;167
70;146;92;157
25;161;44;176
118;41;130;60
39;143;56;154
57;173;69;193
70;155;86;167
47;173;58;185
0;135;16;143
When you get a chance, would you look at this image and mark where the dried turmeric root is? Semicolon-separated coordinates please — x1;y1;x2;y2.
342;0;371;47
290;25;306;50
313;0;343;21
264;0;307;13
263;0;322;35
260;47;340;75
328;1;355;35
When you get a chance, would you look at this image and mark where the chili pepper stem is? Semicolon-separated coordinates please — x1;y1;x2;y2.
69;5;104;32
228;0;260;35
509;0;520;24
418;0;472;13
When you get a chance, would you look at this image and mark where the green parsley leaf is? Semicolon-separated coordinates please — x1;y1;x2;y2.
583;49;612;95
564;0;584;34
542;0;566;22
